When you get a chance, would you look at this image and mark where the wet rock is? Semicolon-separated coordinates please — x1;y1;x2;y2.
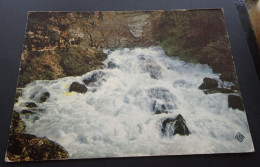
150;74;158;79
69;82;88;93
155;110;168;114
203;88;234;94
25;102;37;108
83;71;107;86
6;134;69;162
146;64;161;79
39;92;50;103
21;110;34;115
161;114;190;136
228;95;245;111
107;61;118;69
199;77;218;90
9;111;26;135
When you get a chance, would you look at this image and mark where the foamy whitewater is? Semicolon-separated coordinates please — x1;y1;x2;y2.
15;47;253;158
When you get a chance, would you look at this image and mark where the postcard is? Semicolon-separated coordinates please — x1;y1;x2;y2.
5;9;254;162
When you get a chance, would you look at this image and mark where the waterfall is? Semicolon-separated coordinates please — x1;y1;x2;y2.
14;46;253;158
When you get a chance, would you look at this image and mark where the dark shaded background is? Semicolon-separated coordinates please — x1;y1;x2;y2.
0;0;259;166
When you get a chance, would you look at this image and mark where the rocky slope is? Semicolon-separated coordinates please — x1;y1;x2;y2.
6;111;69;162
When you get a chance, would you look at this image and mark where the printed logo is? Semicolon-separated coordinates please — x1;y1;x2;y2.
235;132;245;142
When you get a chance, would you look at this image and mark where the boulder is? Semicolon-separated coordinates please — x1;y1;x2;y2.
228;95;245;111
39;92;50;103
6;134;69;162
199;77;218;90
220;71;236;82
9;111;26;135
161;114;190;136
69;82;88;93
203;88;234;94
25;102;37;108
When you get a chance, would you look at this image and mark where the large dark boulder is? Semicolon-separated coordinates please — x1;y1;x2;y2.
228;95;245;111
199;77;218;90
69;82;88;93
39;92;50;103
6;134;69;162
161;114;190;136
9;111;26;135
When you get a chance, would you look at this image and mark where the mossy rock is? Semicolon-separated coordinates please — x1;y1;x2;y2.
69;82;88;93
161;114;190;136
199;78;218;90
228;95;245;111
39;92;50;103
6;134;69;162
25;102;37;108
9;111;26;135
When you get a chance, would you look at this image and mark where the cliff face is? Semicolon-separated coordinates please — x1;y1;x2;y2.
18;10;237;87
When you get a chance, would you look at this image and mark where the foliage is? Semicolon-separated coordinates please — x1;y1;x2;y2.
154;9;236;82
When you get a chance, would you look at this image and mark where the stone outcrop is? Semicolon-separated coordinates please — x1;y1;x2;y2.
228;95;245;111
6;134;69;162
161;114;190;136
199;78;218;90
6;111;69;162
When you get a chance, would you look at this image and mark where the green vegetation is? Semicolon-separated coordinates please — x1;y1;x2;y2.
154;10;237;83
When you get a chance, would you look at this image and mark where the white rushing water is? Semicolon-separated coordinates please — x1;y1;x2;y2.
15;47;253;159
